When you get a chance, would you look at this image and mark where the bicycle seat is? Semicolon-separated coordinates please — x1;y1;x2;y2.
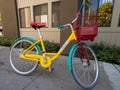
30;22;45;29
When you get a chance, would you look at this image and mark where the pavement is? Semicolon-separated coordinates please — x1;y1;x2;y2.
0;46;120;90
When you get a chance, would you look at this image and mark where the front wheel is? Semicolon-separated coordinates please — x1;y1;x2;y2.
9;37;40;75
69;44;99;89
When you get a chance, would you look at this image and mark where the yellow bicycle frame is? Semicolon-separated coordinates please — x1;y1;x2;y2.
20;30;76;68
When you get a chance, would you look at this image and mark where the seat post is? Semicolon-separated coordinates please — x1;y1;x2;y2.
37;28;42;38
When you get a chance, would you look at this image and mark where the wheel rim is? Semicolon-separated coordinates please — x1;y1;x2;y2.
72;45;99;88
9;39;38;75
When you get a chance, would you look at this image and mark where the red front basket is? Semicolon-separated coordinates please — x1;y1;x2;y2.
74;16;98;41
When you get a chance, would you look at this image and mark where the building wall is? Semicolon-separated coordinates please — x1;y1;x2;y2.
60;0;80;54
17;0;120;50
17;0;60;43
59;0;120;54
20;28;60;43
0;0;19;38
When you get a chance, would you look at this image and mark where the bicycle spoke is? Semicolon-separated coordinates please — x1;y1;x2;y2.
71;44;99;89
9;39;39;75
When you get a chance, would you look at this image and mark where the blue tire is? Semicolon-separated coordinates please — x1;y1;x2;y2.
68;44;99;89
9;37;41;75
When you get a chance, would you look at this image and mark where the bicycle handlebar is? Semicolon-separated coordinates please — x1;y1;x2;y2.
57;24;70;29
57;25;64;29
58;2;85;30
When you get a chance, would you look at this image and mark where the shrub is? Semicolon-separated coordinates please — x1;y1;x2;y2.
0;36;60;53
0;36;120;64
91;43;120;64
44;40;60;53
0;36;15;46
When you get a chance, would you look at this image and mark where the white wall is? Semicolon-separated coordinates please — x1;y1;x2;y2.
17;0;60;43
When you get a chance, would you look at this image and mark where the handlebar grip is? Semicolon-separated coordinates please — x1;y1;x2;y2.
57;25;64;29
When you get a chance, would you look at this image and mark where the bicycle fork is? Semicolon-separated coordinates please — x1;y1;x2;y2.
76;40;90;65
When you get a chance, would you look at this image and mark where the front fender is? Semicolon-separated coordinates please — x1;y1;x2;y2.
68;43;78;72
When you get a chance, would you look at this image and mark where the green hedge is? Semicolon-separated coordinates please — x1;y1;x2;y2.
44;40;60;53
0;36;120;64
0;36;15;46
0;36;60;53
91;43;120;64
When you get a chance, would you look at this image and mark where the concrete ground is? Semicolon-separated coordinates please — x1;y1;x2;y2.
0;46;120;90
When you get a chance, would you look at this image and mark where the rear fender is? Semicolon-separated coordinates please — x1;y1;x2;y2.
10;37;42;54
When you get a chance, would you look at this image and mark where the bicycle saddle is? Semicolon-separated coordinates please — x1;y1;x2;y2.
30;22;45;29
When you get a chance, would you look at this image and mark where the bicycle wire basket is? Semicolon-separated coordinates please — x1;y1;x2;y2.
74;15;98;41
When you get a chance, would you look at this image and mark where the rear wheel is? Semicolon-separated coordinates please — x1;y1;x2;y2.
70;44;99;89
9;38;39;75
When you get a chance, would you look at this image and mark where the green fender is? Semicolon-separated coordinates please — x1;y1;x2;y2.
10;37;41;54
68;43;78;72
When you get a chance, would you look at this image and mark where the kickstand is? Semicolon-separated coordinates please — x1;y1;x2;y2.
48;66;54;72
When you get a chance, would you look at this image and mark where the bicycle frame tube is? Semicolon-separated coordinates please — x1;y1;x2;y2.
76;40;90;65
20;30;77;68
20;38;46;61
21;30;76;57
49;30;77;61
22;38;46;54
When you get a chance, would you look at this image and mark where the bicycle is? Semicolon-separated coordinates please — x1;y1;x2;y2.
9;2;99;89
